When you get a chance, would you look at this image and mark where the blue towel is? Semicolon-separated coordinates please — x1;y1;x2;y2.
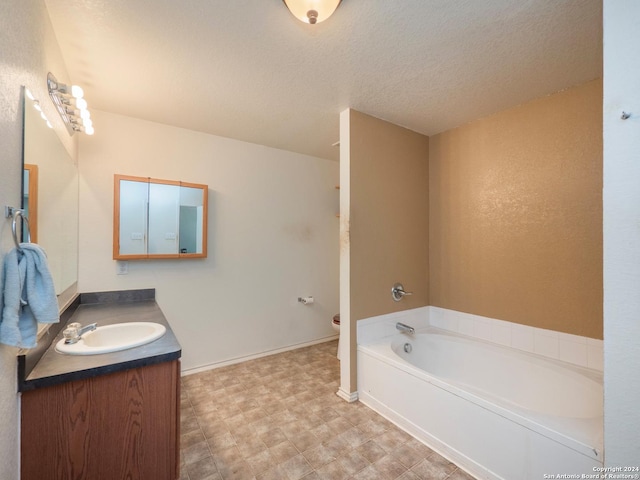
0;244;59;348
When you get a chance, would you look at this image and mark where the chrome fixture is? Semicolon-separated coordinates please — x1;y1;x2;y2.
396;322;415;334
47;72;94;135
63;322;97;344
5;206;31;251
391;282;413;302
403;342;412;353
621;111;632;120
283;0;342;25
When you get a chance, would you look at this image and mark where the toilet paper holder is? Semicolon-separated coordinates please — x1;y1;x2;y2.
298;296;314;305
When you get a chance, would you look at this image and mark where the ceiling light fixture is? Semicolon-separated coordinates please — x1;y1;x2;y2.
283;0;342;25
47;72;94;135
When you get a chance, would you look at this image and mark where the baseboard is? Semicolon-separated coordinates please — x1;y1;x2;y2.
336;388;359;403
181;335;339;376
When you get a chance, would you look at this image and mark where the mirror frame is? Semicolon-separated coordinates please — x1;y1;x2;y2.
113;174;208;260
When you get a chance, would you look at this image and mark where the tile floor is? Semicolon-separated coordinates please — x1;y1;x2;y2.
179;340;475;480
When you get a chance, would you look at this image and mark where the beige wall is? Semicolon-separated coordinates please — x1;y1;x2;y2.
339;109;429;395
429;79;602;339
349;110;430;320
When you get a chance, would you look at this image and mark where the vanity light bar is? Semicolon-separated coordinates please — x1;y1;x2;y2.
47;72;94;136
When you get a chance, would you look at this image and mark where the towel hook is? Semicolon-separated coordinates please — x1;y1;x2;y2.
5;206;31;250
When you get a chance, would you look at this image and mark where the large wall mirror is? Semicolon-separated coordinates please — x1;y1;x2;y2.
113;174;208;259
22;87;79;299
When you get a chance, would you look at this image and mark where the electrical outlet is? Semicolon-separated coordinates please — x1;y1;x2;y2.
116;261;129;275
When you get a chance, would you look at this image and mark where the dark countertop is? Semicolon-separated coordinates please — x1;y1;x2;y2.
18;289;182;391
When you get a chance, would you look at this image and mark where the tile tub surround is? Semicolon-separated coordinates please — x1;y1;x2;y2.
357;306;603;372
179;340;475;480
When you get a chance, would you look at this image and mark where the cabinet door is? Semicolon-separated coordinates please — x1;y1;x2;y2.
21;360;180;480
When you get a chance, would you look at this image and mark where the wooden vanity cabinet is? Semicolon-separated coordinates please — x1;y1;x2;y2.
21;360;180;480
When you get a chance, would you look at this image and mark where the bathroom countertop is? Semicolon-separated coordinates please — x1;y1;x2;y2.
18;289;182;392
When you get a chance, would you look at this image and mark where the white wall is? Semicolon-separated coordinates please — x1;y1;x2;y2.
78;110;339;371
603;0;640;465
0;1;75;478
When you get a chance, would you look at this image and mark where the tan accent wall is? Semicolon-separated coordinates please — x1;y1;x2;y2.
349;110;430;321
429;79;603;339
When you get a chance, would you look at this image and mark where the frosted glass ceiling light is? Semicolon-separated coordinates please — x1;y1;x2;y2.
47;72;93;136
283;0;342;25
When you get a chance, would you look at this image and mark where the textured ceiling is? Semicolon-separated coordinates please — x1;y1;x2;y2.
43;0;602;161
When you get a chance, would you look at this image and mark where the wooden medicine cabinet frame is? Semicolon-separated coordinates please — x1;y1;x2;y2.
113;174;208;260
22;164;39;243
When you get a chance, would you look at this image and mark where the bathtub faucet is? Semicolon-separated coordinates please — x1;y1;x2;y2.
396;322;415;334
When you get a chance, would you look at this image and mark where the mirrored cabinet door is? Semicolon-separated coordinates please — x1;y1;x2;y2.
148;181;181;256
179;185;205;255
117;178;149;256
113;174;208;259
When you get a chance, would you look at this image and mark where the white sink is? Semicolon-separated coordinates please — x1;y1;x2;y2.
55;322;166;355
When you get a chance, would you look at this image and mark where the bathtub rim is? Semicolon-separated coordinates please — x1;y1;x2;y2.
357;326;604;462
388;326;604;386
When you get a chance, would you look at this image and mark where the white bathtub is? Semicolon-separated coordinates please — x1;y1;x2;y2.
357;326;604;480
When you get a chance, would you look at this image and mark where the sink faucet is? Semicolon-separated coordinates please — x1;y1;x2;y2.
63;322;97;344
396;322;415;334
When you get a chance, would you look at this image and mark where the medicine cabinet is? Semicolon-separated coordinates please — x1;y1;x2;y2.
113;174;208;260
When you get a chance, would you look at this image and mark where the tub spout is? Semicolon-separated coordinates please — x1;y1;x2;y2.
396;322;415;334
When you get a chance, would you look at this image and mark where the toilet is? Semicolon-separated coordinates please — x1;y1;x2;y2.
332;314;340;359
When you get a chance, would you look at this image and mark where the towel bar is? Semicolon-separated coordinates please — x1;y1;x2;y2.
5;206;31;250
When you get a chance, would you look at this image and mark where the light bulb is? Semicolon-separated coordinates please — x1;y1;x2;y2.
85;125;95;135
80;109;91;120
83;118;93;128
70;85;84;99
75;98;88;110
